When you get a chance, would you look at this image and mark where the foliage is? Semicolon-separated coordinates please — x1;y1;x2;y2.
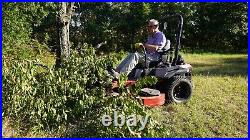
186;3;248;53
3;52;247;137
2;2;248;138
3;2;247;56
69;2;247;53
2;45;167;137
2;2;57;48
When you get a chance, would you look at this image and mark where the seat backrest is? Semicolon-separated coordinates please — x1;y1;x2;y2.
157;39;171;52
159;39;172;64
163;39;171;51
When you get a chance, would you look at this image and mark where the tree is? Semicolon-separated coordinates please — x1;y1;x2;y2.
56;2;75;67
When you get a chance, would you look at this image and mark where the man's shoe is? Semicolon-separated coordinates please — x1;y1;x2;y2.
107;66;120;79
110;69;120;79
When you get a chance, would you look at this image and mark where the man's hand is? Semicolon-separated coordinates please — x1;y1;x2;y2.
135;43;144;49
138;43;144;47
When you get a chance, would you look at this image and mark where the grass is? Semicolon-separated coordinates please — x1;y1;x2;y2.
2;53;248;138
150;53;248;137
184;53;247;76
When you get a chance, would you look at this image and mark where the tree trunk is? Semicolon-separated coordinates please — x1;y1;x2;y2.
56;2;75;67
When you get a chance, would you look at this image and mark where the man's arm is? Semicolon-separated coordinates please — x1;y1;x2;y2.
143;43;159;51
137;43;159;51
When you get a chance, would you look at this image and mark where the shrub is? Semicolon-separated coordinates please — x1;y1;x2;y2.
3;45;167;137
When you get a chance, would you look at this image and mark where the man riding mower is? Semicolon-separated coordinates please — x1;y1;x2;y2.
107;14;192;107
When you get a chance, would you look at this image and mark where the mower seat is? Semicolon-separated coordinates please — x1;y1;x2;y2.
128;40;171;79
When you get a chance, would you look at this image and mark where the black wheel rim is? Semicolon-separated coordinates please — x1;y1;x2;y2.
173;81;191;101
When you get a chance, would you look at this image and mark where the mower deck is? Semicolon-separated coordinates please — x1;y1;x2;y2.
112;80;166;107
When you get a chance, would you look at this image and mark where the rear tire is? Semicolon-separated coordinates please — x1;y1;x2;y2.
165;76;192;104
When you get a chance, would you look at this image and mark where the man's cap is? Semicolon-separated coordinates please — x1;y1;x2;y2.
149;19;159;26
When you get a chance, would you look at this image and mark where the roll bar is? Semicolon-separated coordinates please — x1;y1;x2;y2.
163;14;183;65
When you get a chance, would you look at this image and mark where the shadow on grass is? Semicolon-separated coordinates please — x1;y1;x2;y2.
190;57;248;76
63;119;101;138
62;109;119;138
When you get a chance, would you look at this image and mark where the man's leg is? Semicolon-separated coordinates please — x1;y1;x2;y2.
145;53;160;63
136;53;160;68
115;52;144;75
